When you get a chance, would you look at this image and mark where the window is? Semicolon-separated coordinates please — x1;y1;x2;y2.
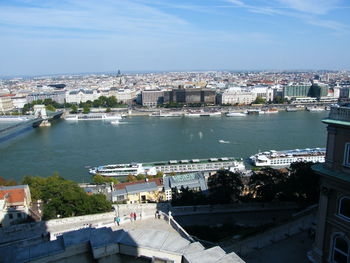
339;197;350;220
17;213;22;218
332;236;349;263
344;143;350;168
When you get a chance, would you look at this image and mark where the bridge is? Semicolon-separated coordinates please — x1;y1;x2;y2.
0;105;63;143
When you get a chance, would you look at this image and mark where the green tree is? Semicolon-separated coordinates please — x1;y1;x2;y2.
285;162;320;206
82;105;90;114
126;174;137;182
208;170;243;204
22;174;112;220
106;107;111;113
46;105;56;112
248;168;287;202
70;104;78;114
252;96;266;104
92;174;120;184
136;174;146;181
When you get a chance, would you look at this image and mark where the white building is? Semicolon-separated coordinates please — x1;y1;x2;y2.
250;86;274;102
65;89;100;104
109;88;137;104
219;89;256;105
0;96;14;113
11;97;27;109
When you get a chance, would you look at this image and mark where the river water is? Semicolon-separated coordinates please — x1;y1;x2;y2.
0;111;329;183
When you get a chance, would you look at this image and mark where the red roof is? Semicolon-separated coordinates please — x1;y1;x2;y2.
0;94;15;97
0;188;25;205
114;178;163;190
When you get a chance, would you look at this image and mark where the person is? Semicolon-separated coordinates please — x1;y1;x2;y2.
116;216;121;226
133;212;137;221
130;212;133;222
155;210;159;219
140;212;142;220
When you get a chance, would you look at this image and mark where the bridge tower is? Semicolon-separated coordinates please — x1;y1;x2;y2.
33;105;51;126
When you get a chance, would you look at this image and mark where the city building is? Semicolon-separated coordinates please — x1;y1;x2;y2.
109;88;137;105
308;105;350;262
27;91;66;104
0;95;14;113
163;173;208;201
141;90;164;107
283;85;311;99
164;88;216;105
0;185;32;227
65;89;99;104
218;89;256;105
111;178;164;204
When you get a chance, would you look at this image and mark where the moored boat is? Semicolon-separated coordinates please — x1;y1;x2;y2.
65;113;123;121
250;148;326;167
89;157;245;177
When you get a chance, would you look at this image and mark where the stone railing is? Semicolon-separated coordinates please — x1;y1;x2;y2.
159;211;195;242
328;106;350;122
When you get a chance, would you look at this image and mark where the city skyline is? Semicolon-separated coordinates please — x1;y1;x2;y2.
1;0;350;76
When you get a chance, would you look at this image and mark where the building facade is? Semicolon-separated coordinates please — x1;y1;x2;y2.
0;96;14;113
164;88;216;105
0;185;32;227
66;89;100;104
27;91;66;104
141;90;164;107
309;105;350;263
218;90;256;105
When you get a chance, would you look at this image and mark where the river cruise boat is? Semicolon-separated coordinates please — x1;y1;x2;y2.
306;107;325;112
89;157;245;177
149;111;183;117
184;111;222;117
250;148;326;167
226;111;247;117
0;116;30;122
65;113;123;121
263;108;279;114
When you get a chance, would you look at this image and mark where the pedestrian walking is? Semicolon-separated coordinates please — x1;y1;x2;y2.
130;212;133;222
155;210;159;219
116;216;121;226
140;212;142;220
133;212;137;221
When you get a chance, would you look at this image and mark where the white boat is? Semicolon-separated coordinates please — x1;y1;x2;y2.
219;140;230;144
286;107;297;112
149;111;182;117
89;157;245;177
226;112;246;117
263;108;279;114
250;148;326;167
307;107;325;112
111;120;120;125
0;116;29;122
65;113;123;121
185;111;221;117
247;109;262;115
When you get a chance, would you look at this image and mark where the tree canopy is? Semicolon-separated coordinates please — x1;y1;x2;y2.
22;174;112;220
207;170;244;204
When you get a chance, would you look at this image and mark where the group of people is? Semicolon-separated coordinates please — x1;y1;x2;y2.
129;212;139;222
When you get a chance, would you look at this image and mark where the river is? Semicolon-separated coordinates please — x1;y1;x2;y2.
0;110;329;183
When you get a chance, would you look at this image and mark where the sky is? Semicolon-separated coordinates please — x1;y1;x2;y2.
0;0;350;76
